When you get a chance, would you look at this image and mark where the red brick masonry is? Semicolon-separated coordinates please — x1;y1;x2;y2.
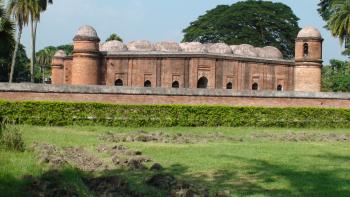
0;83;349;108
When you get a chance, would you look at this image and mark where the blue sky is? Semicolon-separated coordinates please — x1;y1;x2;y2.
19;0;347;63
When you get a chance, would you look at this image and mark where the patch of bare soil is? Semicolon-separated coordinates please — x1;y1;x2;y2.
97;144;152;170
146;173;211;197
83;176;141;197
24;170;79;197
32;142;104;171
100;131;242;144
63;147;104;172
251;132;350;142
32;143;67;168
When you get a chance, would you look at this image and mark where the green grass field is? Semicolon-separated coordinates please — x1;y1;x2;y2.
1;126;350;196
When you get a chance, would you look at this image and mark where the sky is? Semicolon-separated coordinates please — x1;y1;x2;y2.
18;0;348;63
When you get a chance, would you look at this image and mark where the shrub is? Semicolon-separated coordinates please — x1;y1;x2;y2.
0;100;349;128
0;119;25;152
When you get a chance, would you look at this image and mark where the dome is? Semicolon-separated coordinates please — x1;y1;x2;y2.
297;26;322;38
53;50;66;58
230;45;239;52
100;40;127;52
258;46;283;59
179;42;207;53
75;25;99;40
207;43;232;54
155;41;182;52
233;44;259;57
127;40;155;51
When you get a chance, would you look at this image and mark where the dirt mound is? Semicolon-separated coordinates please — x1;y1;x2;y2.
64;147;103;171
100;131;242;144
84;176;140;197
147;173;209;197
32;143;104;171
251;132;350;142
25;170;79;197
97;144;151;170
32;143;67;168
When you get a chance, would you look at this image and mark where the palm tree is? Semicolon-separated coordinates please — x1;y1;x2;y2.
29;0;52;83
106;33;123;42
328;0;350;46
7;0;30;83
36;46;55;83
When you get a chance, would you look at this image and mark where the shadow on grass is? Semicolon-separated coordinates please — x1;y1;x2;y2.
1;154;350;197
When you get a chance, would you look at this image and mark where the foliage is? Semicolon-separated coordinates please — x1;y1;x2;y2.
0;101;349;128
34;44;72;83
182;0;300;58
318;0;350;55
0;44;30;82
106;33;123;42
0;119;25;152
322;59;350;92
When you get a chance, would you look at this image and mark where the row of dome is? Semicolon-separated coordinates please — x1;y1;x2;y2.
55;25;323;59
99;40;283;59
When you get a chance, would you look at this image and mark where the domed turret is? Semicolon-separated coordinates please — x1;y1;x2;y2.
71;25;101;85
297;26;322;39
294;26;323;92
51;50;67;85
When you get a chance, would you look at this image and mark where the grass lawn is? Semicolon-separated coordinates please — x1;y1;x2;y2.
1;126;350;196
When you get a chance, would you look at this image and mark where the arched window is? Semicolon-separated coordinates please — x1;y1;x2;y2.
226;82;233;90
252;83;259;90
303;43;309;57
172;81;179;88
115;79;123;86
144;80;152;87
277;84;283;91
197;77;208;89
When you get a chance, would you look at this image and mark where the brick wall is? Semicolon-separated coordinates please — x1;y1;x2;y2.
0;83;349;108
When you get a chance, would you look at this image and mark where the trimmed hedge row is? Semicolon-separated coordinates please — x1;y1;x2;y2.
0;100;349;128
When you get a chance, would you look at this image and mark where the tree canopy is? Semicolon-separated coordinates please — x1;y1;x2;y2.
106;33;123;42
322;59;350;92
182;0;300;58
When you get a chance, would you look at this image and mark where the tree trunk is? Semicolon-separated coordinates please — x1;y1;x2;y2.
42;66;45;84
30;19;38;83
9;27;22;83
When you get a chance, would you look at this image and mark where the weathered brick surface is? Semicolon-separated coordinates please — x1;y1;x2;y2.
0;84;349;108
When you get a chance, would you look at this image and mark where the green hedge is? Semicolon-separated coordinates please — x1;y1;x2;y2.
0;100;349;128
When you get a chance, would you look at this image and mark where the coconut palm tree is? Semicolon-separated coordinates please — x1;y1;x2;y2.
7;0;31;83
29;0;52;83
328;0;350;46
36;46;55;83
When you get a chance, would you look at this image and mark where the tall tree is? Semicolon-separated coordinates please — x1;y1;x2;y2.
182;1;300;58
7;0;31;83
318;0;350;55
29;0;52;83
36;46;55;83
327;1;350;47
0;0;14;67
106;33;123;42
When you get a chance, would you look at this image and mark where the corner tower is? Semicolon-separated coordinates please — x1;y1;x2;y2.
294;26;323;92
51;50;66;85
71;25;101;85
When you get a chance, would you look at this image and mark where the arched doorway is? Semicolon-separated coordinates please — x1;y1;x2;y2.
197;77;208;89
226;82;233;90
277;84;283;91
172;81;179;88
144;80;152;87
252;83;259;90
115;79;123;86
